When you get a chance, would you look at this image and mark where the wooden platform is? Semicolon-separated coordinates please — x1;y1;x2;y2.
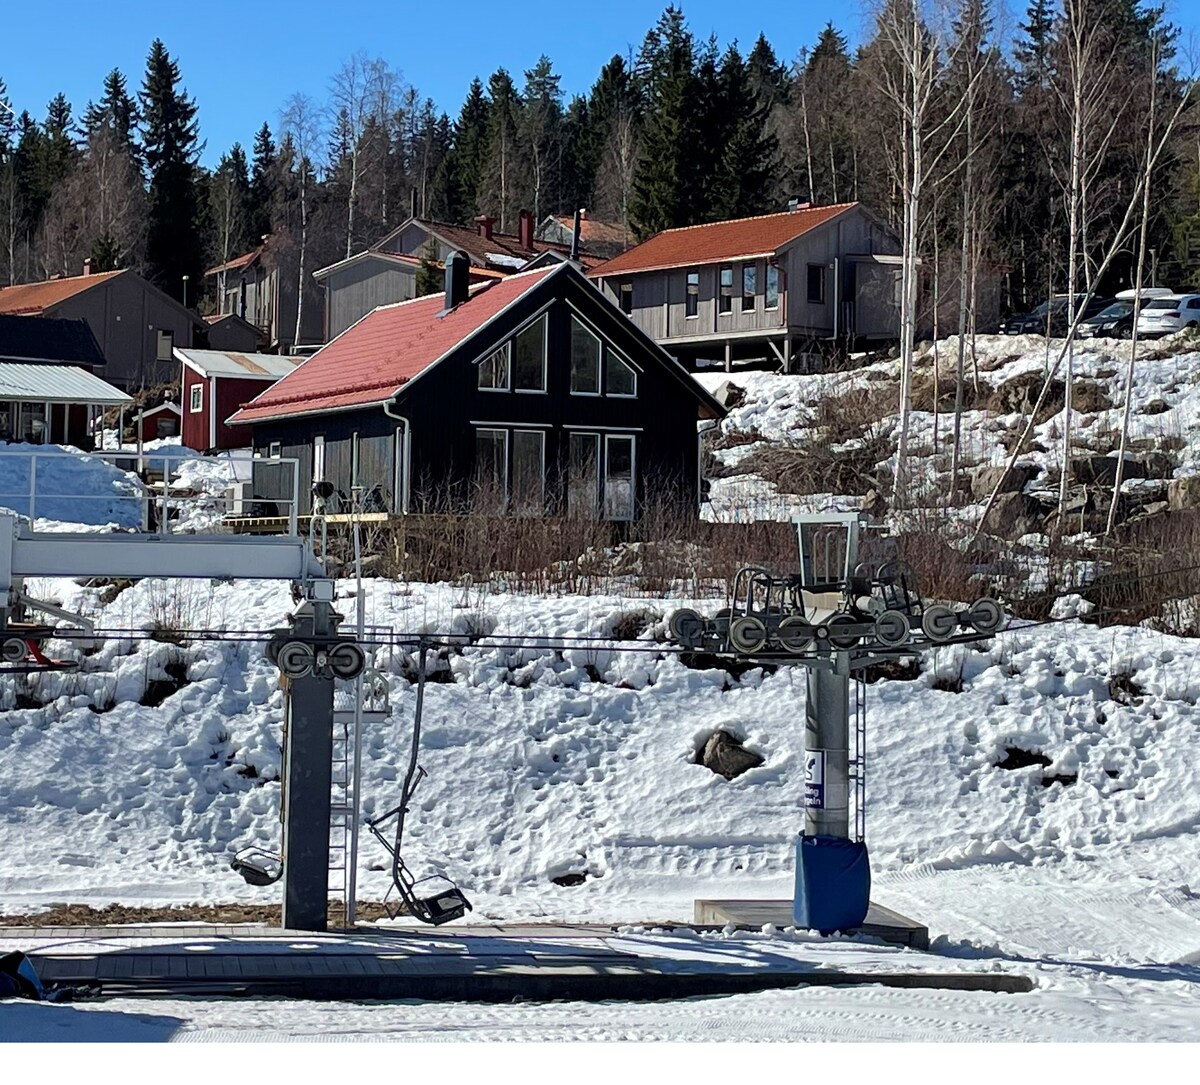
693;900;930;950
6;919;1025;1002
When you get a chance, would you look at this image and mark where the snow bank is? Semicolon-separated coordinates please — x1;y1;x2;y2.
0;443;144;529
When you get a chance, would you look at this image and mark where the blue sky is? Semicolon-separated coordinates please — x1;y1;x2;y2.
2;1;1198;168
1;0;865;165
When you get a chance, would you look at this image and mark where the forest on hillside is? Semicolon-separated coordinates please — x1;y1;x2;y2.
0;1;1195;320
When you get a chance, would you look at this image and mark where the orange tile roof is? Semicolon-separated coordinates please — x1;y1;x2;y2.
229;266;559;424
206;246;263;277
588;204;860;277
0;269;125;314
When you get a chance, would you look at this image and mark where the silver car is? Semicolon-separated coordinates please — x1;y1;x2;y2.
1136;294;1200;338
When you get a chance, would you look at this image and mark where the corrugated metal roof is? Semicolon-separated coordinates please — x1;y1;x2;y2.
175;348;303;379
0;363;133;404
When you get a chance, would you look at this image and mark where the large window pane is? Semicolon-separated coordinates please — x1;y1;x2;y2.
719;266;733;314
765;264;779;309
512;430;545;516
513;315;546;391
742;264;756;311
569;316;600;394
604;435;635;521
685;270;699;318
568;432;599;519
478;343;510;390
605;351;637;397
807;264;826;304
474;428;507;511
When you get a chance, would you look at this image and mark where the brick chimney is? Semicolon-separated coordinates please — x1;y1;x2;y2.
517;209;534;251
82;258;92;276
475;215;495;241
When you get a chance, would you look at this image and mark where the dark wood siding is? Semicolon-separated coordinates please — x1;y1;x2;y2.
247;266;712;520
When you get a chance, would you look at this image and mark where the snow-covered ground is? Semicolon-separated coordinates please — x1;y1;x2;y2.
6;344;1200;1040
698;331;1200;525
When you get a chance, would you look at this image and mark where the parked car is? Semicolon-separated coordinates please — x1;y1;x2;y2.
1135;294;1200;338
1076;287;1175;340
999;294;1112;337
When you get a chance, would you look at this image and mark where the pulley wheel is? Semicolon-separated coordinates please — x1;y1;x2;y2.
669;608;704;647
1;637;28;663
874;610;911;648
276;641;315;679
824;613;861;650
921;604;959;642
777;615;814;653
968;597;1005;634
329;641;366;679
728;615;768;655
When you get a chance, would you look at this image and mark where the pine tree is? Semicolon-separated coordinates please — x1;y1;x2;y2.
248;122;275;242
140;39;204;305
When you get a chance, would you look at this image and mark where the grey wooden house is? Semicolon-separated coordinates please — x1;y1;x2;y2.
588;202;903;370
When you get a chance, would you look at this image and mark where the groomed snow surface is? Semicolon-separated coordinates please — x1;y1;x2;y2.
3;576;1200;1041
6;339;1200;1042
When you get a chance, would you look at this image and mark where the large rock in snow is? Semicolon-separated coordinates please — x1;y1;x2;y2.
971;463;1039;501
711;380;747;410
1168;476;1200;512
981;491;1043;540
699;730;765;780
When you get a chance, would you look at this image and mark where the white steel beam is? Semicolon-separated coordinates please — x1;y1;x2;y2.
0;514;322;589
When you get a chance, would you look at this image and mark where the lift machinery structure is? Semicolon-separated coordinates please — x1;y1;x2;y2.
0;510;364;932
666;513;1006;932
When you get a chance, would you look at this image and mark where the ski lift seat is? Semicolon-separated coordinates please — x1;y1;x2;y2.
406;878;473;925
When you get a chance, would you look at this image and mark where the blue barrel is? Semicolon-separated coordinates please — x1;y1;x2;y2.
793;834;871;934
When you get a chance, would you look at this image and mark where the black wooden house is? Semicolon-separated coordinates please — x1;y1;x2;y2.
228;258;725;519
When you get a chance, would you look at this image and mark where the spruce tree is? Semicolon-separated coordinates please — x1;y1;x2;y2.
709;42;778;220
140;39;204;304
481;69;519;229
415;237;442;296
248;122;275;242
629;6;699;237
447;79;489;222
82;69;140;160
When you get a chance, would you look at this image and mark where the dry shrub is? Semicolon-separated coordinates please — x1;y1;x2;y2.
740;384;893;497
909;371;990;413
988;373;1066;423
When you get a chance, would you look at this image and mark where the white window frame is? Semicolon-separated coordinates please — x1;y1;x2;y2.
603;433;636;522
189;382;203;413
569;314;602;397
474;426;509;508
604;348;638;399
268;441;281;458
718;265;734;315
567;431;601;519
477;342;511;392
511;429;546;517
512;313;549;394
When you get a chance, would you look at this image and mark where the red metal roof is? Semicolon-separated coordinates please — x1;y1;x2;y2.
205;246;264;277
0;269;125;314
229;266;559;424
588;204;860;277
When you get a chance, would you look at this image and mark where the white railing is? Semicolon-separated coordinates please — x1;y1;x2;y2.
0;448;301;536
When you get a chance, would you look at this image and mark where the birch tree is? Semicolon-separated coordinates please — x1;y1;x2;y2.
280;93;321;347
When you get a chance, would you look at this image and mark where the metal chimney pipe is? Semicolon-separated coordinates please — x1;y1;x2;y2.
443;250;470;311
570;209;582;262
